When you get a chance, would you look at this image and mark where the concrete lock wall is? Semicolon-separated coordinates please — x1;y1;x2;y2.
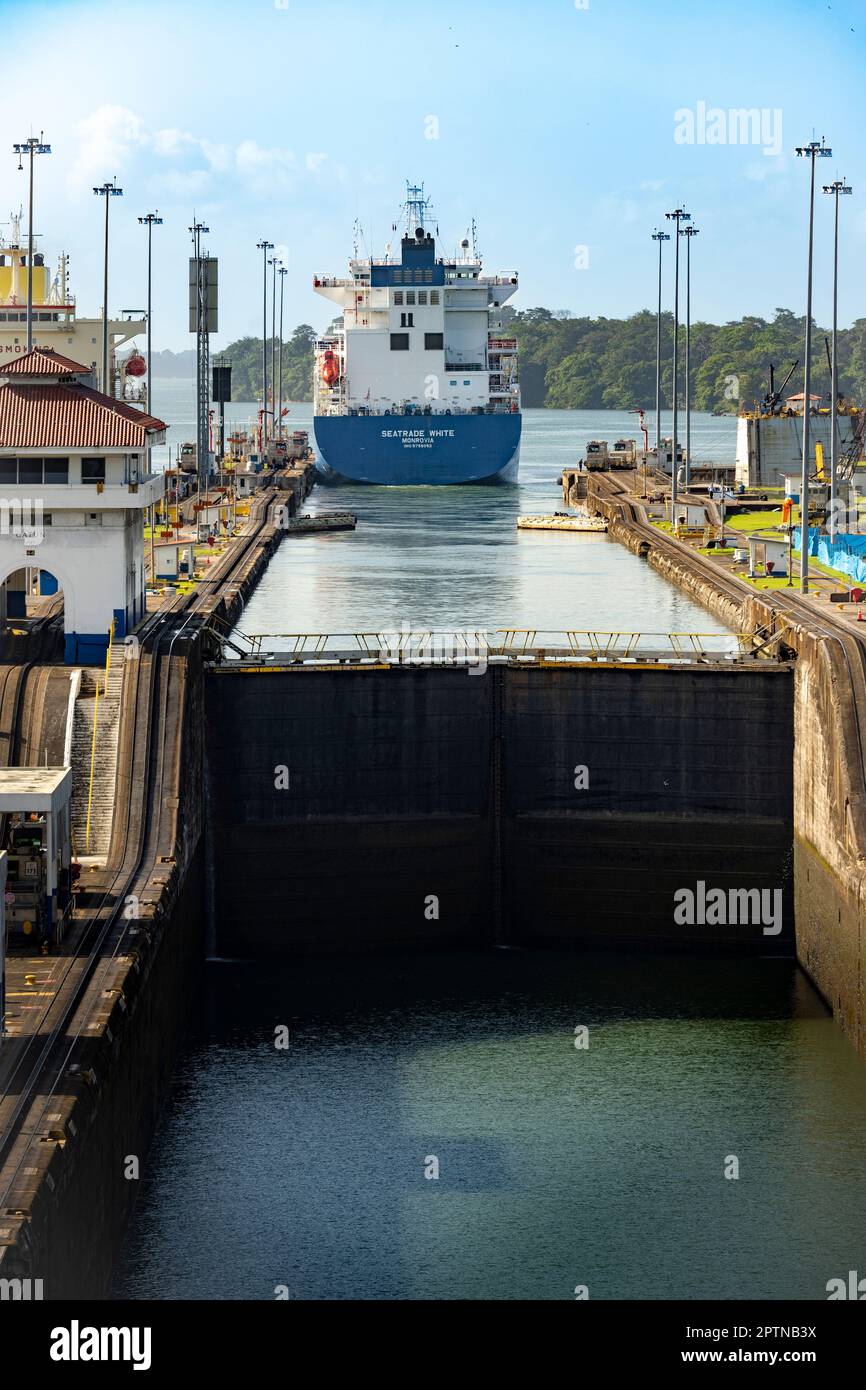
205;663;794;954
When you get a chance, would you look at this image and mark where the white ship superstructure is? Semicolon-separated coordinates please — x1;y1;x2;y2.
311;185;521;485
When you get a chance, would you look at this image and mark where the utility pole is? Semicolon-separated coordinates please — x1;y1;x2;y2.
665;207;690;521
138;211;162;589
651;229;670;456
278;264;287;441
13;134;51;352
93;179;123;393
822;176;852;542
795;138;832;592
681;224;700;490
257;239;274;447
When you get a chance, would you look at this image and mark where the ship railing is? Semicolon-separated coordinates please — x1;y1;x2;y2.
333;404;518;417
215;629;757;666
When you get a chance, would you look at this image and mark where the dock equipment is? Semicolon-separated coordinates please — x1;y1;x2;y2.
0;768;73;949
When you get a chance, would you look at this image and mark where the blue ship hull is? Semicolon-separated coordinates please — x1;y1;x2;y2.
313;412;521;485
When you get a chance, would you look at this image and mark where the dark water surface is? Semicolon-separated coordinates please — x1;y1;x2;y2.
114;950;866;1301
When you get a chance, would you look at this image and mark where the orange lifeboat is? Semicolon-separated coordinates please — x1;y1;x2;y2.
321;350;340;387
125;351;147;378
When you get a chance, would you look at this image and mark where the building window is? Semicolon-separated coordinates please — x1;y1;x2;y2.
18;457;43;485
406;291;416;305
430;291;440;305
418;291;427;305
0;458;16;484
449;380;457;386
44;457;69;484
424;332;444;350
82;457;106;484
390;333;410;351
394;291;404;305
463;380;471;386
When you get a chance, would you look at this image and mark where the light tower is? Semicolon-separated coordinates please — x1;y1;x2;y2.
190;220;211;501
680;224;700;490
257;239;274;445
278;263;288;440
795;137;832;591
269;254;279;445
651;229;670;455
13;134;51;351
664;207;690;517
822;176;852;541
139;211;162;583
93;179;123;394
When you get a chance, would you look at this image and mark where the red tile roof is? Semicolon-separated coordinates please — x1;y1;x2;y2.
0;382;167;449
1;348;92;377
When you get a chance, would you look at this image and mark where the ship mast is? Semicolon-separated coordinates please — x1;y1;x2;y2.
402;182;434;236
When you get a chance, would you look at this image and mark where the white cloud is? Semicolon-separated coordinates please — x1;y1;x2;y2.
69;105;145;186
743;154;789;182
67;107;328;205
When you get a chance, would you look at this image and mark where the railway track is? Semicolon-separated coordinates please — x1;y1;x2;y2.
0;487;282;1207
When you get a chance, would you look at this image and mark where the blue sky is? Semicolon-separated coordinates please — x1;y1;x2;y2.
2;0;865;350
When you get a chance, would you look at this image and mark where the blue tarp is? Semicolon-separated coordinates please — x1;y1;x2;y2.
793;529;866;584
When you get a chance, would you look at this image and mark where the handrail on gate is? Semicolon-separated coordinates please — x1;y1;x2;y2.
211;628;759;665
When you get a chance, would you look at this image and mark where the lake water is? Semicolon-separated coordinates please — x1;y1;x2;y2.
113;388;866;1303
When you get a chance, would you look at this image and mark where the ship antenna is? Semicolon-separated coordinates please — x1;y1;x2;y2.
471;218;478;259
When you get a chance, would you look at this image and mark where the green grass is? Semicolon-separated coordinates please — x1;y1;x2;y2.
725;509;785;534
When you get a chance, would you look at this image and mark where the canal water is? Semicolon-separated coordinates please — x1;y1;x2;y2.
113;388;866;1301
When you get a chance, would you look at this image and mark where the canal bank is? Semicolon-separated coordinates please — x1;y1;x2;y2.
584;468;866;1060
0;460;318;1297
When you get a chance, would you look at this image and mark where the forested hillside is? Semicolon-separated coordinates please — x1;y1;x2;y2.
212;309;866;412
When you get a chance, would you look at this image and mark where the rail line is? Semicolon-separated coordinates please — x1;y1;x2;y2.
0;486;280;1208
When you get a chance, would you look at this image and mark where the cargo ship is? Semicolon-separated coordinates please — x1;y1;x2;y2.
311;184;521;485
0;210;144;394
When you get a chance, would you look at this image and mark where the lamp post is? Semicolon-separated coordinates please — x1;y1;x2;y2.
13;134;51;352
665;207;690;521
93;179;123;394
681;224;700;491
278;263;287;440
269;255;279;447
257;239;274;446
138;211;162;589
822;177;852;543
795;138;832;592
651;229;670;458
